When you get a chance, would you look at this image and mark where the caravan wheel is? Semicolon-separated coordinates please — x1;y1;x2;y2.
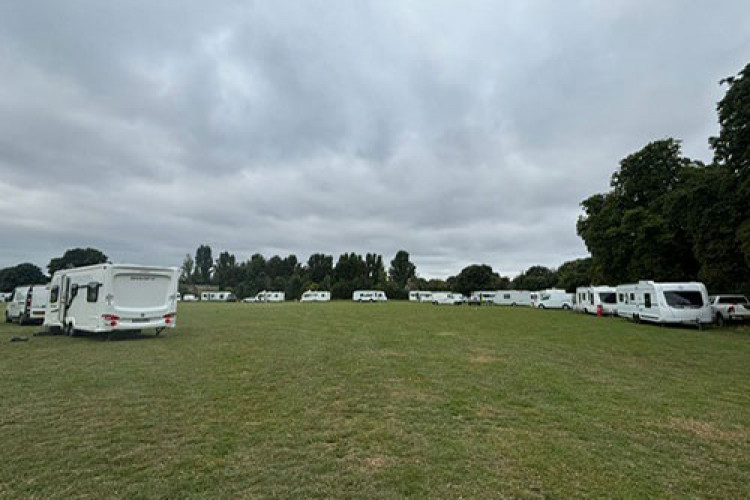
562;304;570;310
716;314;726;327
65;323;76;337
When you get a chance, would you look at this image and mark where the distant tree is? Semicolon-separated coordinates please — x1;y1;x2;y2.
389;250;416;288
452;264;508;296
512;266;558;291
214;251;238;289
0;263;48;292
307;253;333;286
365;253;387;287
48;247;108;275
195;245;213;284
555;258;592;292
180;254;194;284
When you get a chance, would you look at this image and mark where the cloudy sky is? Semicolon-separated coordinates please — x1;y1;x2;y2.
0;1;748;278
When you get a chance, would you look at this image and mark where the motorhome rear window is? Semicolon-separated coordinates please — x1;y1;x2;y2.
87;283;100;303
599;292;616;304
644;293;651;308
664;291;703;308
718;296;748;304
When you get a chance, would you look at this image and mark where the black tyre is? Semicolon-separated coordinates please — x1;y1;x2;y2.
716;314;726;327
539;304;545;309
562;304;570;310
65;323;75;337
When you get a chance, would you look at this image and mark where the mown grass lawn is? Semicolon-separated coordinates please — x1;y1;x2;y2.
0;301;748;498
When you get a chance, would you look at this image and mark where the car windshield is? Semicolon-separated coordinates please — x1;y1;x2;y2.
599;292;616;304
664;291;703;308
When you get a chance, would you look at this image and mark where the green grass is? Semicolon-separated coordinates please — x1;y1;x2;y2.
1;302;748;498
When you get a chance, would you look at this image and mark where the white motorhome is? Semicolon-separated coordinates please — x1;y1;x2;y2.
615;281;712;326
535;289;574;310
353;290;387;302
431;292;465;305
201;291;236;302
300;291;331;302
44;264;179;336
409;291;434;302
576;286;617;315
493;290;532;306
5;285;49;324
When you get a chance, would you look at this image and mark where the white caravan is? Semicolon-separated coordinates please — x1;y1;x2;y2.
201;291;236;302
44;264;179;336
536;289;574;310
576;286;617;315
182;294;198;302
615;281;712;326
5;285;49;324
493;290;532;306
243;291;285;303
353;290;387;302
431;292;465;305
409;291;434;302
300;291;331;302
470;291;498;304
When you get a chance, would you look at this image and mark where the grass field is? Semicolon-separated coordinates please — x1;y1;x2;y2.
1;302;748;498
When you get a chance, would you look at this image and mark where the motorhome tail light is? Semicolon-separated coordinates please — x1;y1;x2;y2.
163;313;175;324
102;314;120;327
728;305;735;314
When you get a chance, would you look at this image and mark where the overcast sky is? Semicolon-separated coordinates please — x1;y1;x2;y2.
0;1;748;278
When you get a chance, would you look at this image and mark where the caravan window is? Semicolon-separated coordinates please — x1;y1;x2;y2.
629;293;635;301
718;296;748;304
50;286;60;304
599;292;616;304
504;294;511;299
664;291;703;308
618;293;624;302
87;283;100;303
644;293;651;308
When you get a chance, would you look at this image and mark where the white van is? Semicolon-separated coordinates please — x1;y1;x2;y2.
470;291;498;305
431;292;465;305
616;281;712;326
493;290;532;306
201;291;236;302
576;286;617;315
5;285;49;324
536;289;573;310
353;290;387;302
44;264;179;336
300;291;331;302
409;291;434;302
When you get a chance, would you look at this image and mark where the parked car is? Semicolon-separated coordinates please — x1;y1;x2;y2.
431;292;465;305
709;294;749;326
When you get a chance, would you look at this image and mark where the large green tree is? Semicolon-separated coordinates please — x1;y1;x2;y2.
555;258;592;292
48;247;108;275
451;264;509;296
389;250;416;289
195;245;213;284
512;265;558;291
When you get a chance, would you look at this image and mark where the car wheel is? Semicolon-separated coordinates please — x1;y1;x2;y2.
716;314;726;327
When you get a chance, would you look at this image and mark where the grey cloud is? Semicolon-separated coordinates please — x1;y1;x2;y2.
0;1;749;278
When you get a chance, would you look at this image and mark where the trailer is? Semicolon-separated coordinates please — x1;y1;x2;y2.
493;290;532;306
469;291;498;305
576;286;617;315
300;291;331;302
243;291;285;303
44;264;179;336
5;285;49;324
408;291;434;302
353;290;387;302
201;291;236;302
615;281;712;326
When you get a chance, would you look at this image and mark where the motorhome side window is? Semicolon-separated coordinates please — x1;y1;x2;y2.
644;293;651;308
629;293;635;301
50;286;60;303
87;282;100;303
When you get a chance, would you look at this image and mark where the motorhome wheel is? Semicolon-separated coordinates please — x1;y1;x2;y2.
562;304;570;310
65;323;75;337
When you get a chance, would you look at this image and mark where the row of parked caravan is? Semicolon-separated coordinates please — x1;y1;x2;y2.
409;281;749;327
